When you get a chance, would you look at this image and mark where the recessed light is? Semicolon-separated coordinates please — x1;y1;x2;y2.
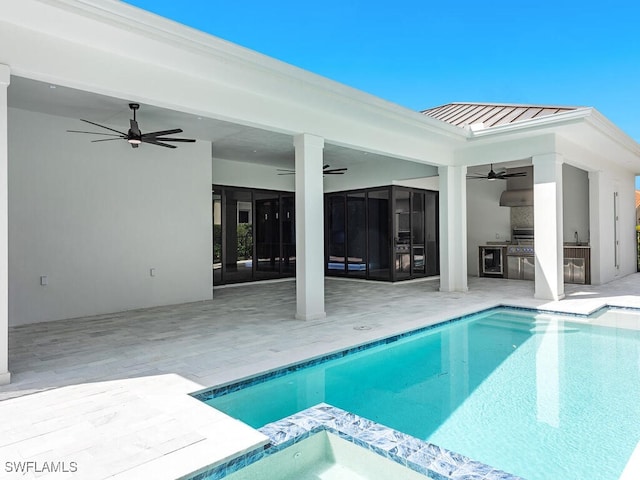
49;85;56;89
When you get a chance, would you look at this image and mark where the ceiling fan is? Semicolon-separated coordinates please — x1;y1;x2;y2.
467;164;527;181
67;103;196;149
277;164;348;175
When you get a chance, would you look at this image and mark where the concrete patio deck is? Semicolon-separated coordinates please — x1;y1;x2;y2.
1;275;639;479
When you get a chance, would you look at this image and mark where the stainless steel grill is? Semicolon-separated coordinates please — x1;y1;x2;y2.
512;227;534;245
508;227;535;280
507;245;534;257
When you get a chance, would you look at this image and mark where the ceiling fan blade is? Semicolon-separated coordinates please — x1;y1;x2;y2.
467;176;491;180
67;130;123;137
500;172;527;178
80;119;127;136
324;171;346;175
277;172;295;175
141;138;177;149
91;137;126;143
324;168;348;173
130;119;141;136
142;128;183;138
152;137;196;143
323;164;330;169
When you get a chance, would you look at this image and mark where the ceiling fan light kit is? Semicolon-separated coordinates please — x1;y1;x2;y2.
67;103;196;149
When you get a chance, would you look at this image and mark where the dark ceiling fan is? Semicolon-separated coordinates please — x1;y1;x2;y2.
67;103;196;149
277;164;347;175
467;164;527;181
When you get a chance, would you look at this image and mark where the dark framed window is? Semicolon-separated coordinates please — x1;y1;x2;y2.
325;186;438;282
213;185;295;286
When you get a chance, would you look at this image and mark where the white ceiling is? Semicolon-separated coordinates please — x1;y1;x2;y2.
7;75;409;171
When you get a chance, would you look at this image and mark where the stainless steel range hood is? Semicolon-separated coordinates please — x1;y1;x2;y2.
499;189;533;207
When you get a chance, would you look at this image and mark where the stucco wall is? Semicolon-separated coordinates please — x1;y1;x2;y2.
466;179;511;277
213;157;295;191
323;158;438;193
8;108;213;325
589;171;637;284
562;164;590;243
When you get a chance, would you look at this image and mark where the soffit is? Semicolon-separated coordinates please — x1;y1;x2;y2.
8;75;407;170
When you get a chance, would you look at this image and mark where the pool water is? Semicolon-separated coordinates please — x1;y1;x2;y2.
203;308;640;480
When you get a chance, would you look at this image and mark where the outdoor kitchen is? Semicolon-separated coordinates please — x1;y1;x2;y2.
471;164;591;284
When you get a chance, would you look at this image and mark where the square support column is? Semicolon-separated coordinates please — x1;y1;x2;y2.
294;134;326;320
0;65;9;385
588;170;604;285
533;153;565;301
438;165;468;292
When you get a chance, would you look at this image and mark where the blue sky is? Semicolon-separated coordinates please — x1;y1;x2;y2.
123;1;640;186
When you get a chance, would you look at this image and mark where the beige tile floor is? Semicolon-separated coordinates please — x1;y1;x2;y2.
1;275;639;479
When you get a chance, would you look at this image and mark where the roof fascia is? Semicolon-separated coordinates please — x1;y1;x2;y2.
466;107;640;158
582;109;640;157
28;0;466;142
465;108;593;138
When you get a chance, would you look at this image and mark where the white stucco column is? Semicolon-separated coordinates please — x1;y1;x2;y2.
533;153;564;301
0;65;9;385
588;170;604;285
294;133;326;320
438;165;468;292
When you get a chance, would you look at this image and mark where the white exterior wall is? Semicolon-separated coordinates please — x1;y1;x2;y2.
393;176;440;191
323;160;438;192
213;157;295;191
8;108;213;325
589;169;637;284
556;136;638;285
562;164;589;244
466;179;511;277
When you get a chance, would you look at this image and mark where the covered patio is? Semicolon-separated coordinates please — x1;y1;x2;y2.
1;275;640;478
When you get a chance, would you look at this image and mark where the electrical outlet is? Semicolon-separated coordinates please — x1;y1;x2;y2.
40;275;48;286
150;268;156;277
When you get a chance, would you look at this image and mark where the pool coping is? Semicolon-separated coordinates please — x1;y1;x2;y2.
192;304;636;402
183;403;525;480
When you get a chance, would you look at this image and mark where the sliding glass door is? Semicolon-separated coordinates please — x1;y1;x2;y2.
213;186;295;285
367;189;390;280
325;186;438;282
222;189;254;284
255;192;280;280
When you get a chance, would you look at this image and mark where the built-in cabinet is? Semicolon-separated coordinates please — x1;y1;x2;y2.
563;246;590;284
477;244;590;284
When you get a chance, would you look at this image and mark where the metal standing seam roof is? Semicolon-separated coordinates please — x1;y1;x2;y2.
421;102;580;128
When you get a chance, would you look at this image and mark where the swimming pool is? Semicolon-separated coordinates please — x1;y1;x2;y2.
195;307;640;479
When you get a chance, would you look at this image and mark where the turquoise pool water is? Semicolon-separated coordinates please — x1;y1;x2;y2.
202;308;640;480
